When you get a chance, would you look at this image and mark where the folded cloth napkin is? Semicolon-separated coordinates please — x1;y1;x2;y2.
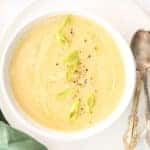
0;110;47;150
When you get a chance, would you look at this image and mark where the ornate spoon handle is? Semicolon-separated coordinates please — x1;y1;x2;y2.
143;69;150;146
143;69;150;113
123;72;142;150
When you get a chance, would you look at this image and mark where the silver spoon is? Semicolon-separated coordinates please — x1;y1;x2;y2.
132;30;150;146
123;30;145;150
123;30;150;149
123;30;150;150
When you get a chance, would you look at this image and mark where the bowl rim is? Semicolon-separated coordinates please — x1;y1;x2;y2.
0;9;136;141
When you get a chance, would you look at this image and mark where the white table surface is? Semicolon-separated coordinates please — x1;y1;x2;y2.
0;0;150;150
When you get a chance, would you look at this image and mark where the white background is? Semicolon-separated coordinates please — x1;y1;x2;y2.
0;0;150;150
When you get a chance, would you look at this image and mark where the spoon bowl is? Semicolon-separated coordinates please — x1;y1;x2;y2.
131;30;150;71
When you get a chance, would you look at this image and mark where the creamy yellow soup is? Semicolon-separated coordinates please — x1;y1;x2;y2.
9;15;125;131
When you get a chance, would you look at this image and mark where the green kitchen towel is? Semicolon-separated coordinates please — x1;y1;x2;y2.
0;111;47;150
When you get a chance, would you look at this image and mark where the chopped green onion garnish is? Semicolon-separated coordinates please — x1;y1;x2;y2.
60;15;71;32
66;63;78;81
68;99;80;121
56;88;74;100
64;51;80;81
56;15;72;45
86;93;96;113
56;31;69;45
64;50;79;65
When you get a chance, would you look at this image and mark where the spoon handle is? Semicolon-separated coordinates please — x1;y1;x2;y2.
143;70;150;113
123;72;142;150
143;70;150;146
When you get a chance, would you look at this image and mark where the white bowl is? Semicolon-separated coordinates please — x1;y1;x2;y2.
0;10;136;141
